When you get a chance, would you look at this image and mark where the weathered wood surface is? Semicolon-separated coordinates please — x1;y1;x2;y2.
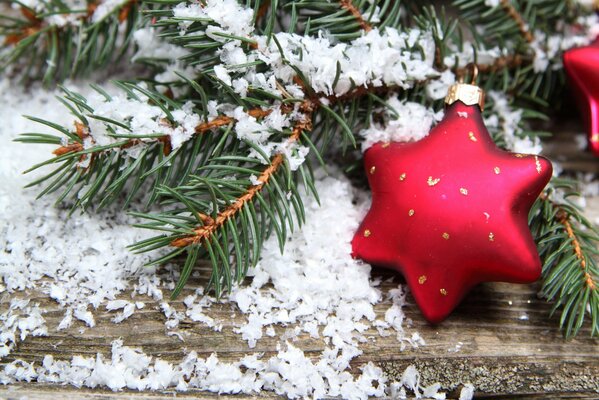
1;275;598;399
2;128;599;399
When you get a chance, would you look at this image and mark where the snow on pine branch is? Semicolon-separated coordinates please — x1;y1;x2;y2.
484;91;543;155
173;0;254;37
258;28;439;96
529;14;599;72
359;96;444;152
171;0;439;96
80;85;201;152
357;90;544;156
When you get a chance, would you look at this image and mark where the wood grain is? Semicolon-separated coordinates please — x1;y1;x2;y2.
1;275;598;399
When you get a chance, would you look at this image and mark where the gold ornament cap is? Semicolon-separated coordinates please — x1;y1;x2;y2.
444;64;485;110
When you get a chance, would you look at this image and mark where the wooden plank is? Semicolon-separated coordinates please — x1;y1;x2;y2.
1;276;598;399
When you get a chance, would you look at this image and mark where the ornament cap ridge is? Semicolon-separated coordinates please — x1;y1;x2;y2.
444;82;485;111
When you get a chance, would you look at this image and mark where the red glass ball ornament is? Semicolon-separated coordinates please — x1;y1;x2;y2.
563;38;599;155
351;101;553;323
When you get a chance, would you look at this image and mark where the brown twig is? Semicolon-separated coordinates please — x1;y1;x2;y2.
52;122;89;155
556;210;597;291
500;0;534;43
339;0;372;32
170;100;315;248
4;7;42;45
456;54;527;76
255;0;272;23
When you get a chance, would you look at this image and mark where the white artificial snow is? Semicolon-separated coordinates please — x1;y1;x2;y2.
249;175;263;186
133;28;189;62
443;43;506;68
485;91;543;154
0;300;47;358
0;339;459;399
213;65;232;86
74;307;96;328
359;96;444;151
173;0;254;38
530;14;599;72
92;0;128;23
459;383;475;400
258;28;438;96
106;300;135;323
484;0;501;7
426;70;456;100
77;86;201;151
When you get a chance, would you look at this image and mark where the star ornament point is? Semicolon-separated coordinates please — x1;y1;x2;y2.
351;102;552;323
563;38;599;156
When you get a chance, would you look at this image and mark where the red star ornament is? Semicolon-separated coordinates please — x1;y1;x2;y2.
563;38;599;155
351;100;552;323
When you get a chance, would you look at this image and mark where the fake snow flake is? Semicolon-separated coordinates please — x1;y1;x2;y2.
74;307;96;328
459;383;475;400
106;300;136;324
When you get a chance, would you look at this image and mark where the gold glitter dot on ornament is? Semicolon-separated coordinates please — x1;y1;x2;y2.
408;209;415;217
428;176;441;186
534;156;542;174
468;132;477;142
489;232;495;241
515;153;525;158
363;229;371;237
418;275;427;284
442;232;450;240
382;142;390;148
440;288;448;296
369;166;376;174
494;167;501;174
459;188;468;195
399;173;406;181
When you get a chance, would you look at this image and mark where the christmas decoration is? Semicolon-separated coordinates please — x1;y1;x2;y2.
563;38;599;155
351;80;553;323
5;0;598;340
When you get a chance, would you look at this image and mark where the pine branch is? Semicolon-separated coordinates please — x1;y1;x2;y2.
170;99;314;249
132;100;316;297
531;185;599;338
51;108;273;157
286;0;397;40
1;0;147;84
499;0;534;43
16;83;280;210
